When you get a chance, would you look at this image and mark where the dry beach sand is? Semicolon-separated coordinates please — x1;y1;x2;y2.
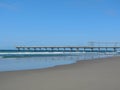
0;56;120;90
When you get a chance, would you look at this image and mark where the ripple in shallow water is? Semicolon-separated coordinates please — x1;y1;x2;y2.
0;53;115;72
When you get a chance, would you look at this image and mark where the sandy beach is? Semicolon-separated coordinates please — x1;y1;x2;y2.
0;56;120;90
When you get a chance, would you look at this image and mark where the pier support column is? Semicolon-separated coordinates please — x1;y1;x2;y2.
114;48;116;52
70;48;73;52
98;48;100;52
77;48;79;52
17;48;20;51
106;48;108;52
91;48;93;52
45;48;47;51
63;48;66;52
39;48;41;51
27;48;30;51
23;48;25;51
57;48;59;52
34;48;36;51
51;48;54;52
83;48;86;52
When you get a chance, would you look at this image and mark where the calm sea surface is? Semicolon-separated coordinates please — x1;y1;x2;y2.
0;51;116;72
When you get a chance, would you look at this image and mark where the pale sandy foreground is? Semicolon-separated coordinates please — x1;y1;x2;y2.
0;56;120;90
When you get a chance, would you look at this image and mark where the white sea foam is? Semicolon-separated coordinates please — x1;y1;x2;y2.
0;52;83;55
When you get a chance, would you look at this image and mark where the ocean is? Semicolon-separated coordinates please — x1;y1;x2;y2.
0;50;117;72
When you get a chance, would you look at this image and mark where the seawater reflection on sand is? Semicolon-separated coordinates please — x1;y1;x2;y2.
0;53;115;72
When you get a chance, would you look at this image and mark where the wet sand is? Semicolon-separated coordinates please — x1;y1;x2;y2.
0;56;120;90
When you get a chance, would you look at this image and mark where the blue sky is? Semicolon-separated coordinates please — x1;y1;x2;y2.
0;0;120;49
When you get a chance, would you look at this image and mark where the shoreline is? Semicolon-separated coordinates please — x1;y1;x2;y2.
0;56;120;90
0;55;115;73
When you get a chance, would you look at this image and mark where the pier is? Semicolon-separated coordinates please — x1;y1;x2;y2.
16;42;120;52
16;46;120;52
